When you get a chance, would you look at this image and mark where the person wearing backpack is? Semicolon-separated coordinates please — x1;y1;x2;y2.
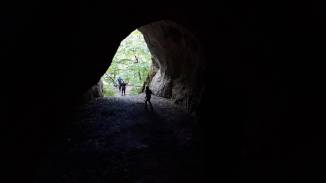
121;81;127;96
117;76;123;91
144;86;153;110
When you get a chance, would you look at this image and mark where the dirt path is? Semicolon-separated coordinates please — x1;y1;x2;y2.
33;94;202;183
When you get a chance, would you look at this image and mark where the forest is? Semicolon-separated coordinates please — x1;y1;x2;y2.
101;30;152;96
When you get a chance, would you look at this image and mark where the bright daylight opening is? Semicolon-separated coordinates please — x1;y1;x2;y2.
101;29;152;97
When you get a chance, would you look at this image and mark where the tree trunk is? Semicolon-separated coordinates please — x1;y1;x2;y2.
138;71;142;81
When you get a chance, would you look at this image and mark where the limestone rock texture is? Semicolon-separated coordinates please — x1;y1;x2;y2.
139;20;206;114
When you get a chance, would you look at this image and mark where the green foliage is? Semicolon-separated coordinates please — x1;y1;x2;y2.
102;80;115;97
101;29;151;96
129;86;141;95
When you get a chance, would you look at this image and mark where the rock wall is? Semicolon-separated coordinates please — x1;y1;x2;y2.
82;79;104;102
139;20;206;114
141;57;159;92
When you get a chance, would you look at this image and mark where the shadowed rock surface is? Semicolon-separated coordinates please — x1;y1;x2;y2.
82;80;104;102
139;21;206;114
33;95;202;183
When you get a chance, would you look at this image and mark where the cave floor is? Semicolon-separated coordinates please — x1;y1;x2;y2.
33;94;202;183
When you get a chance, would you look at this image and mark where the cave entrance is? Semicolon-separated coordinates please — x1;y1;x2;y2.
33;20;204;182
97;20;204;113
101;29;152;97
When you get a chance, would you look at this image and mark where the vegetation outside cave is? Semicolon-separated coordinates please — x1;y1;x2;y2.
102;29;152;97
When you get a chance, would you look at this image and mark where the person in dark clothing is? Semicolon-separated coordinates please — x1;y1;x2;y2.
121;81;127;96
144;86;153;110
117;76;123;91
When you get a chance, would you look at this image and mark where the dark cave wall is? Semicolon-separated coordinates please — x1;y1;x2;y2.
139;20;206;114
82;79;104;102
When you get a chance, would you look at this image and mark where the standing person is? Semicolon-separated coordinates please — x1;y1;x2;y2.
144;86;153;110
121;81;127;96
117;76;123;91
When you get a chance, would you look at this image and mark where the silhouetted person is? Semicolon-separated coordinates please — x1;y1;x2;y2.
144;86;153;110
121;81;127;96
117;76;123;91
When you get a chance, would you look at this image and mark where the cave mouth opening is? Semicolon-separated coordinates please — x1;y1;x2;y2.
101;29;152;97
91;19;205;114
31;20;204;183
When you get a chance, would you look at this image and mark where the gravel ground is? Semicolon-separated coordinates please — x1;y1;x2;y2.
33;94;202;183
